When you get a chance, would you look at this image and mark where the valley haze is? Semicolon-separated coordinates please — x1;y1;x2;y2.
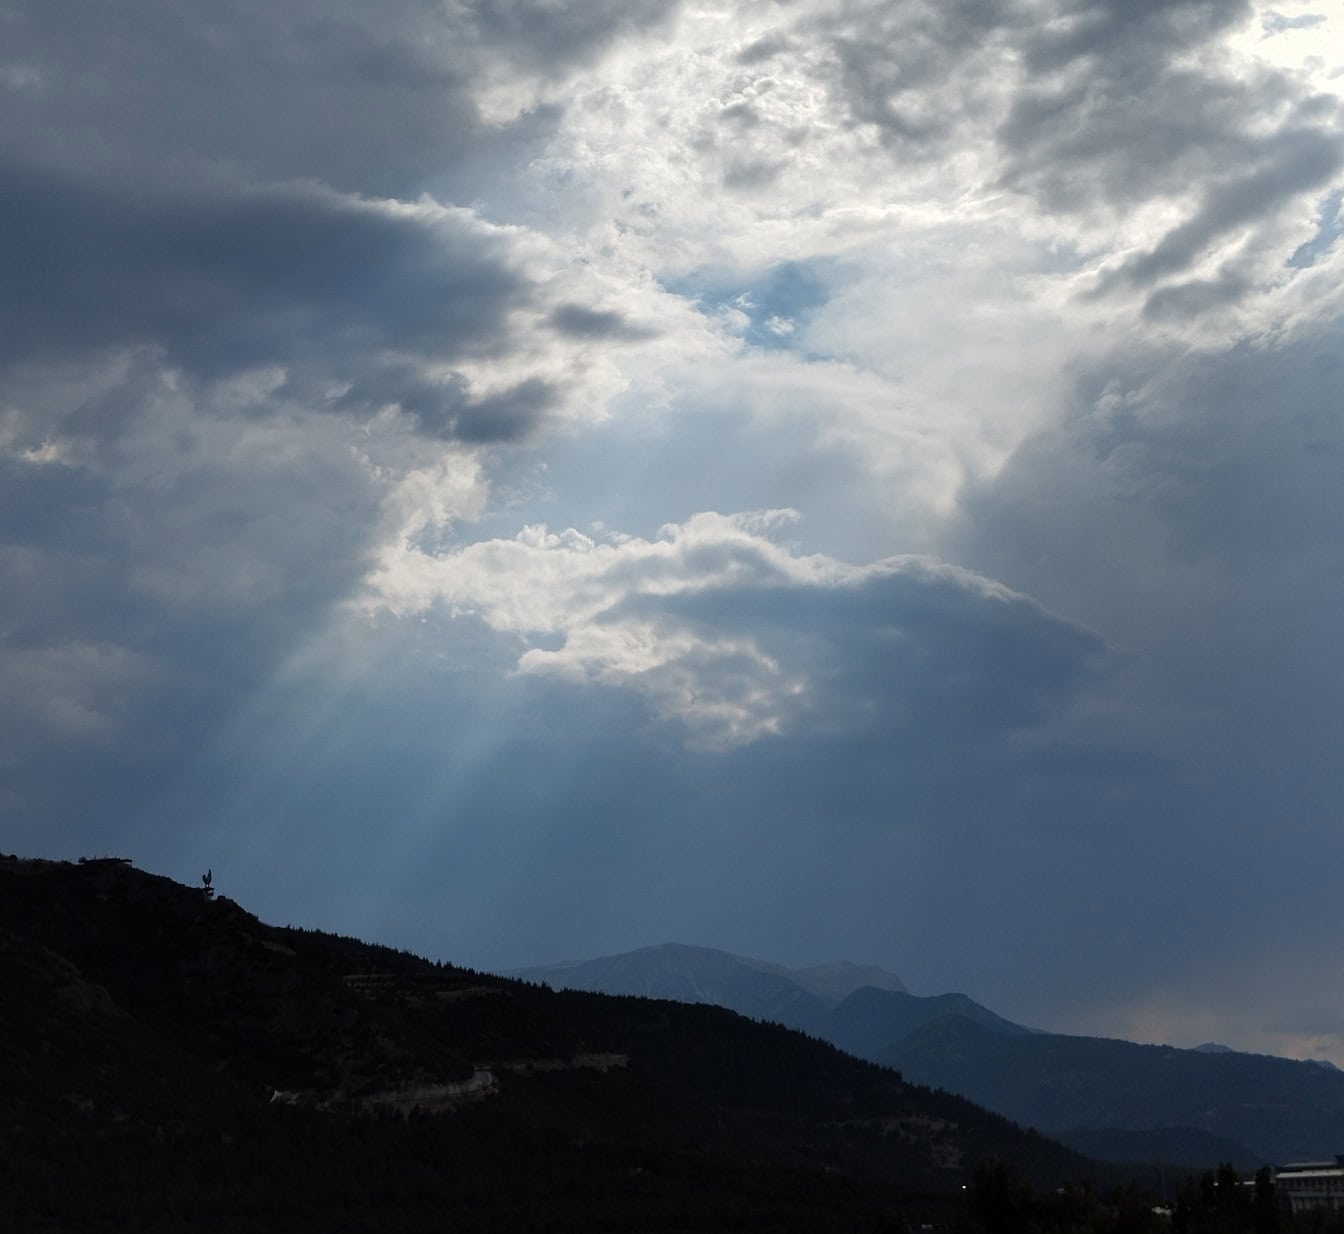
2;0;1343;1072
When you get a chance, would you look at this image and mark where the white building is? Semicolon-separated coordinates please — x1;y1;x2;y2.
1275;1158;1344;1213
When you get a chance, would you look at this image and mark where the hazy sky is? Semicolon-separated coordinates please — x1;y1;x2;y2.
3;0;1343;1063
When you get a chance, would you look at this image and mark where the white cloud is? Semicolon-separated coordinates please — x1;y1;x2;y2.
455;0;1344;579
363;505;1095;747
364;509;816;743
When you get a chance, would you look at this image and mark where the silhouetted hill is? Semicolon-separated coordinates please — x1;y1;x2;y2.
886;1015;1344;1166
0;855;1094;1231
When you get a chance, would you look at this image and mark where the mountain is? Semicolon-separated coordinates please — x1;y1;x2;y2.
521;942;1344;1170
0;855;1094;1231
510;941;911;1035
514;943;1028;1060
788;958;908;1001
510;942;840;1032
819;985;1033;1062
886;1015;1344;1166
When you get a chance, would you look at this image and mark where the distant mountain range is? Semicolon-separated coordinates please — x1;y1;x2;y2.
511;942;908;1034
512;942;1033;1051
514;943;1344;1169
886;1015;1344;1169
0;856;1095;1231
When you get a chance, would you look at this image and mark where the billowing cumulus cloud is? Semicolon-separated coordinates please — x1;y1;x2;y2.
4;0;1344;1067
366;507;1105;746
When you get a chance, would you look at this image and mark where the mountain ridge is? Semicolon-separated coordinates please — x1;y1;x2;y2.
515;940;1344;1169
510;940;907;1024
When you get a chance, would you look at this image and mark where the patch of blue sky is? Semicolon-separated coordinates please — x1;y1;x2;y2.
1288;188;1343;269
1262;10;1327;36
661;258;840;355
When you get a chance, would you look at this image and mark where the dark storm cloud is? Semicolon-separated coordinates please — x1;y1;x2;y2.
0;396;388;840
453;378;560;443
0;159;526;382
335;363;558;443
0;377;386;667
2;2;472;197
547;303;656;341
944;320;1344;1014
608;560;1108;742
335;363;474;425
0;0;687;463
810;0;1006;153
1016;0;1250;74
736;32;796;65
0;0;681;197
1139;271;1251;321
996;0;1338;222
809;0;1254;168
806;0;1342;270
722;157;788;191
995;63;1279;213
958;327;1344;612
1105;122;1344;293
468;0;678;70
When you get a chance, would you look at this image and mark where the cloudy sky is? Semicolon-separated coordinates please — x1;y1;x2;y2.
4;0;1344;1062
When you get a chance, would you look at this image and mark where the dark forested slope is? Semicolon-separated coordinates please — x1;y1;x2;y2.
0;854;1088;1232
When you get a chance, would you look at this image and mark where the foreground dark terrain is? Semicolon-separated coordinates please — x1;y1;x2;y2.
0;855;1123;1230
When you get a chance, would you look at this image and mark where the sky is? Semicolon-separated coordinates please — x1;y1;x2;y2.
3;0;1343;1063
